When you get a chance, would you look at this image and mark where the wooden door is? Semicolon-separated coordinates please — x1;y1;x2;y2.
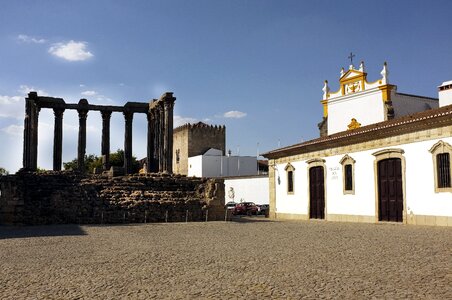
309;166;325;219
378;158;403;222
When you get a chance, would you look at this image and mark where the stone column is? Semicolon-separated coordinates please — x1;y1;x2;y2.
146;111;154;173
77;99;89;172
153;108;160;173
53;108;65;171
101;110;112;170
158;104;165;172
23;92;40;171
163;95;175;173
123;110;134;174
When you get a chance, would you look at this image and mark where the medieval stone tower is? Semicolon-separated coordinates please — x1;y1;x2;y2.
173;122;226;175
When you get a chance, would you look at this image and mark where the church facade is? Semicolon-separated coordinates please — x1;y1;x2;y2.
263;62;452;226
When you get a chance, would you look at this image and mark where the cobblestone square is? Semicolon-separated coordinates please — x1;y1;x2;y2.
0;219;451;299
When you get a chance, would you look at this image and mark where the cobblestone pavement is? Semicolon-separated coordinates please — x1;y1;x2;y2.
0;218;451;299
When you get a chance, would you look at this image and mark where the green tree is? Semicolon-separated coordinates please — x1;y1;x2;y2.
63;149;140;173
63;154;102;173
0;167;9;175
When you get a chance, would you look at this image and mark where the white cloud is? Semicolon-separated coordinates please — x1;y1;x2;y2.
48;40;93;61
79;84;86;87
0;85;49;120
18;85;48;96
96;95;112;102
223;110;247;119
80;90;112;103
81;90;97;96
173;115;198;128
0;95;23;119
1;124;23;136
17;34;46;44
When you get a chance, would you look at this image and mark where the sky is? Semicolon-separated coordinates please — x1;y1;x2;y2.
1;0;452;173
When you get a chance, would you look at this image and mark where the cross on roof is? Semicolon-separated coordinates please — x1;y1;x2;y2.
348;52;355;65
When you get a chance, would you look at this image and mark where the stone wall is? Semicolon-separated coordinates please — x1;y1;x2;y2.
173;122;225;175
0;172;225;225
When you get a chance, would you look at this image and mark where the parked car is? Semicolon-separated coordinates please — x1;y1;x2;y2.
233;202;258;215
225;201;237;210
257;204;269;215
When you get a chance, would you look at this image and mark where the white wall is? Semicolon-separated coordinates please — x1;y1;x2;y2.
224;176;269;205
188;155;258;178
404;139;452;216
392;93;438;118
274;160;308;215
439;81;452;107
328;89;385;135
273;136;452;219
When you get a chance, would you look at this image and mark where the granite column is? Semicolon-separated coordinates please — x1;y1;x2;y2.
53;108;65;171
123;110;133;174
101;110;112;170
77;99;89;172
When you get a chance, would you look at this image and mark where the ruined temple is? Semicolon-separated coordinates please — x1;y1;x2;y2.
22;91;176;174
0;92;225;225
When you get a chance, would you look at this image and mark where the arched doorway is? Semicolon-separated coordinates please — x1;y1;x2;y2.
309;166;325;219
377;158;404;222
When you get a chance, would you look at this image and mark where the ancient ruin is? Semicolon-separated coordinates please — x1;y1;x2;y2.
22;91;175;174
0;92;225;225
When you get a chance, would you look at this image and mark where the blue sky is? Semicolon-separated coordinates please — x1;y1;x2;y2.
1;0;452;172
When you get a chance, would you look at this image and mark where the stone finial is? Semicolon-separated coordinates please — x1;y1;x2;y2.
340;67;345;77
322;80;330;100
349;64;354;70
381;61;389;85
359;61;365;72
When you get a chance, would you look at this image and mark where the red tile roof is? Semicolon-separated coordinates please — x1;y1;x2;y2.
263;104;452;159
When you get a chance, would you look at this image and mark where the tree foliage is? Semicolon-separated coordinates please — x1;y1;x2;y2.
63;149;140;173
0;167;9;175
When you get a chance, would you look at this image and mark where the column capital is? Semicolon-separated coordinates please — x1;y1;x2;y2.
53;107;65;117
77;99;89;119
123;110;134;121
101;110;112;119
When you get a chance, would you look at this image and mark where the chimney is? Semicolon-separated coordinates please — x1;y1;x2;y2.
438;80;452;107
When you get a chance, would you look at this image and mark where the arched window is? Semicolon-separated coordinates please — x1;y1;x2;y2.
284;163;295;194
429;141;452;193
339;155;356;195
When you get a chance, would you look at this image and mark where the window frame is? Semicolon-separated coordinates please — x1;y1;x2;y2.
429;140;452;193
339;155;356;195
284;163;295;195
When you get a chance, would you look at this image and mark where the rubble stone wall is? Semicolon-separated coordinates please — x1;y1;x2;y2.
0;172;225;225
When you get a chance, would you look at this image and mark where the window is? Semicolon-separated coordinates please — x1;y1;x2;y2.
175;149;180;164
287;171;294;193
339;155;356;195
344;164;353;191
437;153;451;188
429;141;452;193
284;163;295;194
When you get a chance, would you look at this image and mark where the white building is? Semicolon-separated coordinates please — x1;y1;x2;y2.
224;175;269;205
187;148;258;178
263;62;452;226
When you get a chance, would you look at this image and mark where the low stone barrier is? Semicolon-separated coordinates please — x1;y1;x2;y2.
0;171;224;225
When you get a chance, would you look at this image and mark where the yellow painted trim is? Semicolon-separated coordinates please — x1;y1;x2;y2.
339;69;366;83
378;84;395;102
406;214;452;226
327;214;375;223
320;100;328;117
274;212;309;220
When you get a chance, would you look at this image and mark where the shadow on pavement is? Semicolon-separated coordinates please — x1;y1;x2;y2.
0;224;87;240
229;215;274;223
